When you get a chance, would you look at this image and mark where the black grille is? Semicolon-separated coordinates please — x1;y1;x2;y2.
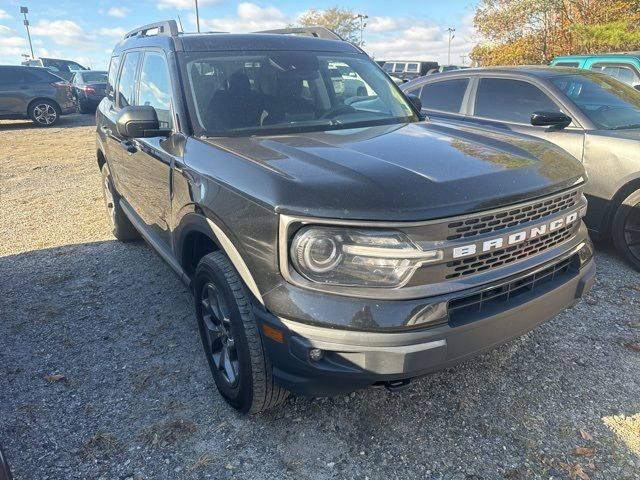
445;222;578;279
446;189;581;241
448;255;577;325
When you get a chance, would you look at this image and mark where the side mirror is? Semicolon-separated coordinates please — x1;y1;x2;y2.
406;94;422;112
633;84;640;91
530;111;572;129
115;105;170;138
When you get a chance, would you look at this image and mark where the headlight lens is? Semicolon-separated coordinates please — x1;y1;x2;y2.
290;226;443;287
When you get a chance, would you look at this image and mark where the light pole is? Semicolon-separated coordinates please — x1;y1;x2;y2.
446;27;455;66
194;0;200;33
356;13;368;47
20;6;34;59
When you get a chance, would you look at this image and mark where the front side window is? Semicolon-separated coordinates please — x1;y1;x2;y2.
137;52;173;128
474;78;558;123
181;51;419;136
419;78;469;113
117;52;141;108
551;73;640;130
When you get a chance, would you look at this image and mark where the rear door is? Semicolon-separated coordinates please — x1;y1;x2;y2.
0;67;35;116
469;76;586;162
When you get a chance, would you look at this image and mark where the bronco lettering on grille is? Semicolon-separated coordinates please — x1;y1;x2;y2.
452;211;579;259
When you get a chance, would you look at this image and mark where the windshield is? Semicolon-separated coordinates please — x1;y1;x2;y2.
180;51;419;137
551;74;640;130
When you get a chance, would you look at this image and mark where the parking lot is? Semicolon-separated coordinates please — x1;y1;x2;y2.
0;115;639;480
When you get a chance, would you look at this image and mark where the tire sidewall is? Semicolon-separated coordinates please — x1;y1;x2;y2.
29;100;60;127
194;257;256;412
613;190;640;270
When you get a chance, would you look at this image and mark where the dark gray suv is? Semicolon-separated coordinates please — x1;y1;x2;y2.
0;66;76;127
96;21;595;414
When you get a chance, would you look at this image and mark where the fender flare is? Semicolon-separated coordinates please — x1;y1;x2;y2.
175;212;264;305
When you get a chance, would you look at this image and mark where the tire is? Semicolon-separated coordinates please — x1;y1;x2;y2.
612;189;640;271
28;99;61;127
78;100;91;114
100;164;140;241
194;252;289;414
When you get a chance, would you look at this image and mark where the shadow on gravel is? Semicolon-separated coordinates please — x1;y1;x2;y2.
0;114;95;131
0;242;638;479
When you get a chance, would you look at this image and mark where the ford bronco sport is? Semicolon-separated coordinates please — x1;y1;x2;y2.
96;21;595;413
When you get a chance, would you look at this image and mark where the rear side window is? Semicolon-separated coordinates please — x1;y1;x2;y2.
418;78;469;113
117;52;141;108
474;78;558;123
107;56;120;100
137;52;173;128
393;63;406;73
0;68;40;85
555;62;580;67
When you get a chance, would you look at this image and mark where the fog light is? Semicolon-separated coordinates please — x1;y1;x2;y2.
309;348;324;362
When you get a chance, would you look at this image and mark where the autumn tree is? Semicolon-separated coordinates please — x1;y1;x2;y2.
471;0;640;66
298;7;360;43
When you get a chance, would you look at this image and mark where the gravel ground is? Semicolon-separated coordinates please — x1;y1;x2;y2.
1;115;639;480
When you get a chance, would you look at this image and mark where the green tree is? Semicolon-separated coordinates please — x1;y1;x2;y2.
471;0;640;66
298;7;360;43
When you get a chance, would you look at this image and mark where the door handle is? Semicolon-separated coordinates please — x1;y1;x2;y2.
120;139;138;154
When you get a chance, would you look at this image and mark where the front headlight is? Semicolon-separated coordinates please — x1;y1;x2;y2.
290;226;443;287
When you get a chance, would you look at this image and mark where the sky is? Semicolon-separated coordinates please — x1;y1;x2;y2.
0;0;479;70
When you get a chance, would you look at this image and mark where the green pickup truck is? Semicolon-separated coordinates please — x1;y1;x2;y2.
551;53;640;89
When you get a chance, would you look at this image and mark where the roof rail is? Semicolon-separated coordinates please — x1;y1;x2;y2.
124;20;179;40
254;27;343;41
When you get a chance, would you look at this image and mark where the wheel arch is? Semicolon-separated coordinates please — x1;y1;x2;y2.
27;97;61;116
601;176;640;236
175;212;264;305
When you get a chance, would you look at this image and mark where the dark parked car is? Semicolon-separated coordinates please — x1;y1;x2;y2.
0;65;76;126
97;21;594;414
71;70;108;113
401;67;640;269
22;57;88;81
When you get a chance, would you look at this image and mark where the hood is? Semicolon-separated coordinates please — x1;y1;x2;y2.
200;121;586;221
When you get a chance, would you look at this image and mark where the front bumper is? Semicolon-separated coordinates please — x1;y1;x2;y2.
256;241;595;396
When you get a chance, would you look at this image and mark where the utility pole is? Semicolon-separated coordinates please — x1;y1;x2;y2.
446;27;455;66
356;13;368;47
20;6;34;59
460;54;467;66
194;0;200;33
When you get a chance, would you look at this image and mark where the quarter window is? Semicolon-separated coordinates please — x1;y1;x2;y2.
474;78;559;123
116;51;141;108
107;55;120;100
137;52;173;128
418;78;469;113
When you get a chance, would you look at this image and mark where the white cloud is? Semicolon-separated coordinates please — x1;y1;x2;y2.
0;25;12;34
30;19;93;48
107;7;129;18
158;0;221;10
198;2;289;32
0;35;27;60
96;27;127;38
0;9;11;20
365;14;477;66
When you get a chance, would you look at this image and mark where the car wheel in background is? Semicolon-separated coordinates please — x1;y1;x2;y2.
194;251;289;414
612;189;640;271
100;164;140;241
28;100;60;127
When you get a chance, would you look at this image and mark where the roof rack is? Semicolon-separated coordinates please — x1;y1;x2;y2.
124;20;179;40
254;27;343;41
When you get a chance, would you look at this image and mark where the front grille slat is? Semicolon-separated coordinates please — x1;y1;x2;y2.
448;255;576;325
445;222;578;279
446;189;581;241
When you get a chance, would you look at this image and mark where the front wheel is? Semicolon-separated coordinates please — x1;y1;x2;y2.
612;189;640;271
194;252;288;414
29;100;60;127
